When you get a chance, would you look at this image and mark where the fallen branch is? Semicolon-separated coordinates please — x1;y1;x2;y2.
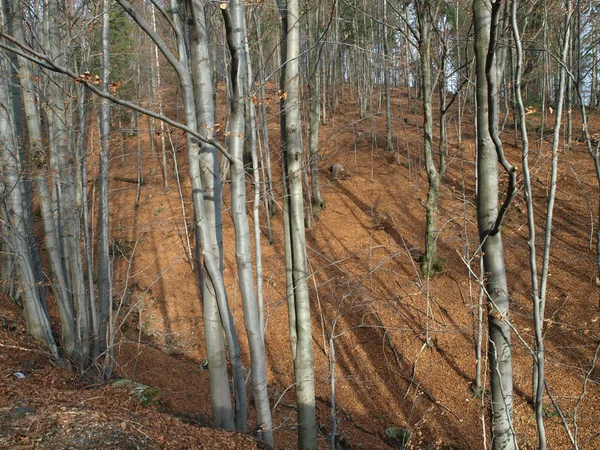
114;176;146;185
0;342;55;356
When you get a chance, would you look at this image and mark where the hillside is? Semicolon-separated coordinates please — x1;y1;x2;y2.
3;84;600;449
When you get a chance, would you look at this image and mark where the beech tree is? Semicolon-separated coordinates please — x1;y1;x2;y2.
4;1;600;449
221;0;273;443
414;0;447;277
306;0;326;213
116;0;248;429
0;41;61;363
0;0;106;371
6;0;76;360
473;1;516;448
279;0;318;447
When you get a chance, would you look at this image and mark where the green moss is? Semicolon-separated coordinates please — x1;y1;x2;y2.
384;427;411;449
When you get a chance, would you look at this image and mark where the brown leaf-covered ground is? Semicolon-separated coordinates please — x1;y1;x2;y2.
2;85;600;449
0;298;262;449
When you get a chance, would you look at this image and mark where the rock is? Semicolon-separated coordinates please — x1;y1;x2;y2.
12;406;35;415
328;163;349;181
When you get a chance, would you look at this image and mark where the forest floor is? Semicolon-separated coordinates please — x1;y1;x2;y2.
2;83;600;449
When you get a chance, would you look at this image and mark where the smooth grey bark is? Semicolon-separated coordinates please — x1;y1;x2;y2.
473;1;515;449
416;0;444;278
535;3;572;437
97;0;111;360
47;0;90;367
9;0;78;361
282;0;318;447
150;3;169;191
0;48;60;362
510;1;545;446
566;25;573;152
255;17;274;245
0;3;16;300
186;0;234;430
221;2;273;443
539;1;548;154
135;59;142;208
242;10;266;339
277;0;298;364
383;0;393;153
455;0;462;145
176;0;247;430
3;0;45;307
115;0;245;430
79;86;98;361
307;0;325;213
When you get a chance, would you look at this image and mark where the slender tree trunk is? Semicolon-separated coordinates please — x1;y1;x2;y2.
150;4;168;190
9;0;78;361
116;0;246;429
308;0;325;213
97;0;112;362
0;46;61;363
243;10;266;339
255;17;274;244
539;1;548;154
282;0;317;447
473;1;516;448
566;25;573;152
47;0;90;367
278;0;297;364
417;1;442;278
536;0;572;424
185;0;238;431
2;0;45;306
511;1;546;447
221;1;273;444
384;0;393;152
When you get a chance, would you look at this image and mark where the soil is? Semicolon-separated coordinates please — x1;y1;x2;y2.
2;84;600;449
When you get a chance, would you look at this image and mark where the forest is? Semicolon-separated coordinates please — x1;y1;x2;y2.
1;0;599;449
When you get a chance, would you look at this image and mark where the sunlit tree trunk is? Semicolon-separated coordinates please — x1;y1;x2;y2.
416;0;443;277
307;0;325;213
473;1;515;448
255;17;274;244
150;4;168;190
221;0;273;444
511;1;545;446
383;0;393;153
116;0;246;429
186;0;234;430
277;0;297;364
281;0;317;447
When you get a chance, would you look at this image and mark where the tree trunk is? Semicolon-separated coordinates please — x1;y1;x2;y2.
150;3;169;190
0;46;61;363
281;0;318;447
97;0;112;363
9;0;78;361
116;0;246;429
47;0;90;367
184;0;241;431
308;0;325;213
383;0;393;153
417;1;442;278
473;1;515;448
510;1;546;447
221;1;273;444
